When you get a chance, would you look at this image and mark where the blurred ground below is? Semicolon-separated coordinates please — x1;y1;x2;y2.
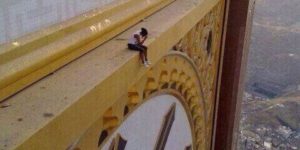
239;0;300;149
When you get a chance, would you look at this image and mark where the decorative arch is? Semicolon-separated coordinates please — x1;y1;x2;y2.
72;53;208;150
124;53;208;149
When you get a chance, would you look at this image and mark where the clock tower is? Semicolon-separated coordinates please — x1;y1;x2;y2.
0;0;251;149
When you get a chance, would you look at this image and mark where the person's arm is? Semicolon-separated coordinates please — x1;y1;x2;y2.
134;34;147;44
134;34;141;44
140;35;147;44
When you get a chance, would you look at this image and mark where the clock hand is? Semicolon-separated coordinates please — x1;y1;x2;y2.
185;145;192;150
154;103;176;150
108;134;127;150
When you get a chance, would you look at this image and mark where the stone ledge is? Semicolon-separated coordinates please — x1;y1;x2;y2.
0;0;175;102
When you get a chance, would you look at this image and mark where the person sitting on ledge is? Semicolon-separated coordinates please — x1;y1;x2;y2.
128;27;151;67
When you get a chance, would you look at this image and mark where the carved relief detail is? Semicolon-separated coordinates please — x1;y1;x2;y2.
173;1;224;141
123;54;207;150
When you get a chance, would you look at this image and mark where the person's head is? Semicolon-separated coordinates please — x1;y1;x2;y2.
140;28;148;37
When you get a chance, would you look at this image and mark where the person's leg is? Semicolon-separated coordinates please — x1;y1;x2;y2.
144;49;148;61
128;44;140;51
137;45;148;61
136;45;146;63
141;45;147;50
128;44;146;64
140;51;145;63
140;45;150;64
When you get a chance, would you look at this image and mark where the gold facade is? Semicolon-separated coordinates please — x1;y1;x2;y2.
0;0;225;149
75;1;225;149
173;1;225;143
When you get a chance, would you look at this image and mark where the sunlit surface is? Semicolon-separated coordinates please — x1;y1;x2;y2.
0;0;117;45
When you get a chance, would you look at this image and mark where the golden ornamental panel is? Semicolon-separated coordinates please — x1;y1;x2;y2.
173;0;224;143
72;53;207;150
63;1;224;150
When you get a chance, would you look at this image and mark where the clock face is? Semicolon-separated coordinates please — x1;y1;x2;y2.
101;95;193;150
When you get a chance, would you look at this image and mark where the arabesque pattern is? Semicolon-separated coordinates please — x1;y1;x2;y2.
173;1;224;141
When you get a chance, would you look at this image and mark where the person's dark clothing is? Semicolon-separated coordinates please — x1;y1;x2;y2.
128;44;147;52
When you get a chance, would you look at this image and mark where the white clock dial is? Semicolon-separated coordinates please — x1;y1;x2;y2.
101;94;193;150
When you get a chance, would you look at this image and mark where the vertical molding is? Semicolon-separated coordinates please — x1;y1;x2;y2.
213;0;253;149
211;0;230;149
